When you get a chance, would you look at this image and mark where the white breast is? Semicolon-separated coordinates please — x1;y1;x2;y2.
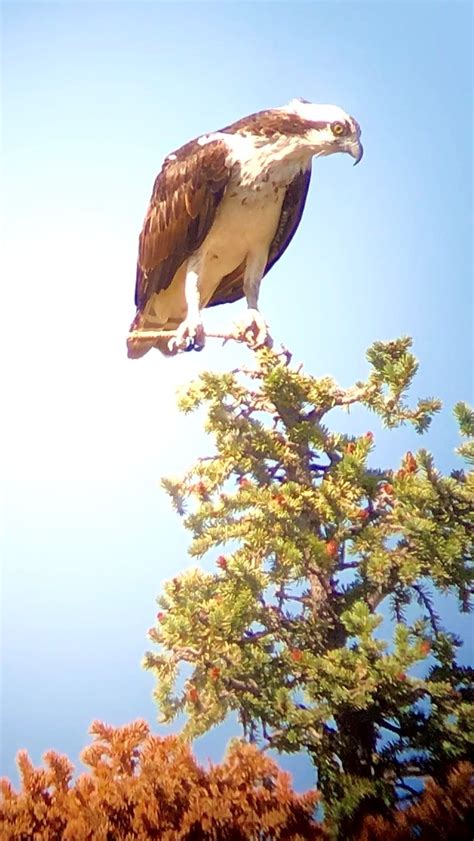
195;182;282;306
196;135;311;305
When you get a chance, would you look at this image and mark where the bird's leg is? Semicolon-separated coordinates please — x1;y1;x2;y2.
168;257;205;353
231;253;272;349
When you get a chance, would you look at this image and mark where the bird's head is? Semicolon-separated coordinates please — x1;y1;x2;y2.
283;99;363;164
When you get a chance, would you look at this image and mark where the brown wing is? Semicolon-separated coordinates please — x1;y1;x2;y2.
206;165;312;309
134;139;233;311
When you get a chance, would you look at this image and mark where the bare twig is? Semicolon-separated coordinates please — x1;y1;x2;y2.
128;327;244;343
128;325;275;351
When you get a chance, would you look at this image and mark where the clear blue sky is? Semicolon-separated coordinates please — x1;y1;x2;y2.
2;1;472;790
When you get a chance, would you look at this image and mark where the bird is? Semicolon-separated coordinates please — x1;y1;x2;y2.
127;99;362;358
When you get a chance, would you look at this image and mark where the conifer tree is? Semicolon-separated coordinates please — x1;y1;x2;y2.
143;337;474;836
3;722;471;839
0;720;324;840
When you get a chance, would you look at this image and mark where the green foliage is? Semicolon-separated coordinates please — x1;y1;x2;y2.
143;338;474;837
454;401;474;465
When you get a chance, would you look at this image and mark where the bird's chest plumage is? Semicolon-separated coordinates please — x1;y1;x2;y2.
198;140;308;287
203;178;285;264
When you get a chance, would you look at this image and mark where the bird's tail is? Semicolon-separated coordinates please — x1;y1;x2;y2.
126;312;179;358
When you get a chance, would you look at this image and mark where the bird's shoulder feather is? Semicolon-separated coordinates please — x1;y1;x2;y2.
135;138;233;310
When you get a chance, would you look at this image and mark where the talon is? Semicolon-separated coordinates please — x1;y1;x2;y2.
232;309;272;349
169;320;205;353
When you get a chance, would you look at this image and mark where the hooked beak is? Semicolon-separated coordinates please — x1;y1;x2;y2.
349;139;364;166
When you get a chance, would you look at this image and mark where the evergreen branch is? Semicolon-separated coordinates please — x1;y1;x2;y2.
412;583;442;634
226;677;261;696
454;402;474;437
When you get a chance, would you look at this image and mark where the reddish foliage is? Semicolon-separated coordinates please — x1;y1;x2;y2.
290;649;304;663
0;721;324;840
186;687;199;704
1;724;472;841
357;763;474;841
404;451;417;473
216;555;228;570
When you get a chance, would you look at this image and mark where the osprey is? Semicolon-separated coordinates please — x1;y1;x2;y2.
127;99;362;358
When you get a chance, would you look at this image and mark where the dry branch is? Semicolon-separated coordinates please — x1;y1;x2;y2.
128;328;238;342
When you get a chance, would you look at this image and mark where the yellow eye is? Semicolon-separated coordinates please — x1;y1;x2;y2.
331;121;346;136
